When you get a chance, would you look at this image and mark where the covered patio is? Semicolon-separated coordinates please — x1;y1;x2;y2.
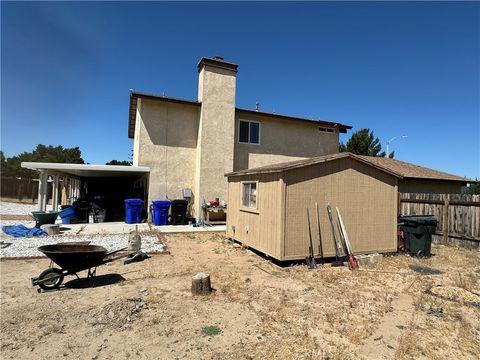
21;162;150;221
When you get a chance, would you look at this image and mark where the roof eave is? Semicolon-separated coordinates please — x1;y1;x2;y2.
226;153;405;179
235;108;352;133
403;176;474;184
128;91;201;138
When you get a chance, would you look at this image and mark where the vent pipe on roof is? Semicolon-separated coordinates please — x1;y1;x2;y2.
255;102;259;112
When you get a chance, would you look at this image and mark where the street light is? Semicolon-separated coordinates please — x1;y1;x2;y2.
386;135;408;158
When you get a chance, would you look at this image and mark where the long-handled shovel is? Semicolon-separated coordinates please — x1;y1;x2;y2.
326;204;344;267
305;207;317;269
336;207;359;270
315;202;324;265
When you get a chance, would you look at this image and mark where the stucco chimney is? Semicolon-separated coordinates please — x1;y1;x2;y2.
197;57;238;102
195;57;238;213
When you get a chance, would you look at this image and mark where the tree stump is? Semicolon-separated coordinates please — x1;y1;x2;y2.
191;272;212;295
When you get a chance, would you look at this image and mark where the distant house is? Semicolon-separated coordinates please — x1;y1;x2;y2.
128;56;351;218
225;152;471;261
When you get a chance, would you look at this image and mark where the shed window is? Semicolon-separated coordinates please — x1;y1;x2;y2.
242;182;257;208
239;120;260;144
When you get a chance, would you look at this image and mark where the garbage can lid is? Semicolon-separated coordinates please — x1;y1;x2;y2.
125;198;144;205
152;200;171;206
171;199;188;205
399;215;438;225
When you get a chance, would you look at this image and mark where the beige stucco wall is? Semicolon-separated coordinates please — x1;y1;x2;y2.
233;113;340;171
195;65;236;213
132;99;142;166
398;179;463;194
135;98;199;212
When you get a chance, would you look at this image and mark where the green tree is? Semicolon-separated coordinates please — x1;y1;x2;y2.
466;182;480;194
106;160;131;166
339;128;393;158
2;145;85;178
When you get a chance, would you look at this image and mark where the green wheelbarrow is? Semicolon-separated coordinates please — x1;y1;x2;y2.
31;211;60;228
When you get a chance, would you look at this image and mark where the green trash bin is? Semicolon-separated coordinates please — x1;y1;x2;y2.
399;215;438;257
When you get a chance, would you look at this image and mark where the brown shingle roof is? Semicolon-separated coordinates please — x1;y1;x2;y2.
226;152;471;184
225;153;403;178
356;156;470;183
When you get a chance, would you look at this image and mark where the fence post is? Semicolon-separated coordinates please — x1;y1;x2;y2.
443;198;449;245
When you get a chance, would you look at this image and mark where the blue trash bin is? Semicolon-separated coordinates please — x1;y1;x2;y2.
152;200;171;226
59;206;76;224
125;198;144;224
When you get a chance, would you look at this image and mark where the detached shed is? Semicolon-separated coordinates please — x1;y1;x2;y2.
226;152;472;261
225;153;402;261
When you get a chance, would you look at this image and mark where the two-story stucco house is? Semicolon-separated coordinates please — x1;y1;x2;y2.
128;56;351;217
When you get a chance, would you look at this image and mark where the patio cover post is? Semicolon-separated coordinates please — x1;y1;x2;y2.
52;175;59;211
38;170;48;211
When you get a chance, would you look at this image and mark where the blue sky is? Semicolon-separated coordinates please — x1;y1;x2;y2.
1;1;479;179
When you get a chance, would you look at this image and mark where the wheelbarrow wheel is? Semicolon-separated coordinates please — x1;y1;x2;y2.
38;268;64;290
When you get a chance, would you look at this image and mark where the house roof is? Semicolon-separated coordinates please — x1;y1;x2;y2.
128;91;351;138
355;156;471;183
235;108;352;133
225;152;472;184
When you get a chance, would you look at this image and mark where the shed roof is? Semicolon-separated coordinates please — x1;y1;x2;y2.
225;153;471;184
128;91;351;138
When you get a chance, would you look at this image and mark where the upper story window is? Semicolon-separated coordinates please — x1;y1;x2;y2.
318;126;335;134
239;120;260;144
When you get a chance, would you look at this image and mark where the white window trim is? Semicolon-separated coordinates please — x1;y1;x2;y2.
241;181;258;210
238;119;261;145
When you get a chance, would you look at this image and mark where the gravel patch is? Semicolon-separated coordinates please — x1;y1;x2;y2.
0;231;165;258
0;213;166;258
0;201;52;215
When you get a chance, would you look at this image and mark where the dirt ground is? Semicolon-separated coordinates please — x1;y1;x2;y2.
1;233;479;360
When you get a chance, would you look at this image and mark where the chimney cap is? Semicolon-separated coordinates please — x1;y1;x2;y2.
197;56;238;73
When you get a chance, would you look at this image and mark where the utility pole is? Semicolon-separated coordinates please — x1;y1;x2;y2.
386;135;408;158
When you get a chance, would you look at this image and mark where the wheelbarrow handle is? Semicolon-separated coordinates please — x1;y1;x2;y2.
105;247;128;257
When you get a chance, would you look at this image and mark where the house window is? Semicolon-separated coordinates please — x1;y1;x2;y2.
242;182;257;208
239;120;260;144
318;127;335;134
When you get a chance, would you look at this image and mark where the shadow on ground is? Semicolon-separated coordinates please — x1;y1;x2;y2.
409;264;444;275
65;273;125;289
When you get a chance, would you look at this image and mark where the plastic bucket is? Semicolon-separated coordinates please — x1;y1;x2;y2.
59;206;76;224
128;235;142;254
152;200;171;226
125;199;144;224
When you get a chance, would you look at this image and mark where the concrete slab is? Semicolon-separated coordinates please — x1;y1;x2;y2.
57;222;226;235
152;224;226;234
59;222;150;235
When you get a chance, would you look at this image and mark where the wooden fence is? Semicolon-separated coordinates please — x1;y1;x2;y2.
0;177;49;203
399;193;480;250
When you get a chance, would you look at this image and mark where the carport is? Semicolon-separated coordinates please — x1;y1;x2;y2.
21;162;150;221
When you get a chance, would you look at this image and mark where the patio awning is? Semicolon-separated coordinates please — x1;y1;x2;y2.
21;162;150;212
21;162;150;178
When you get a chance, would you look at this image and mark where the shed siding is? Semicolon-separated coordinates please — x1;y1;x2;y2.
226;173;284;259
284;158;398;259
